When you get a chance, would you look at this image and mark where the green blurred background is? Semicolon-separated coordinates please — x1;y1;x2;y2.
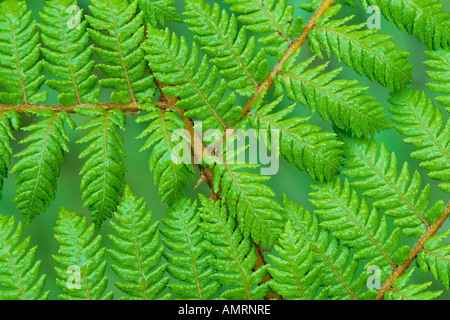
0;0;449;299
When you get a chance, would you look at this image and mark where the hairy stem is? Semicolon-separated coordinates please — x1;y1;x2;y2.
376;201;450;300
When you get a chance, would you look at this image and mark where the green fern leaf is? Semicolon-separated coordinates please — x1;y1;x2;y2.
266;220;323;300
340;133;445;238
0;214;49;300
11;110;74;226
136;0;181;27
250;95;344;182
53;207;114;300
199;195;271;300
281;195;375;300
416;227;450;290
223;0;304;58
76;108;126;228
142;27;243;131
310;178;410;269
184;0;269;98
275;55;391;138
384;268;442;300
107;186;170;300
136;103;193;205
0;0;47;105
0;111;20;199
388;89;450;193
309;4;413;91
39;0;100;105
424;49;450;112
86;0;155;103
213;162;285;246
160;197;220;299
358;0;450;50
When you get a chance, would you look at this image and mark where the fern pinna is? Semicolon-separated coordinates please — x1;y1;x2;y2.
0;0;448;302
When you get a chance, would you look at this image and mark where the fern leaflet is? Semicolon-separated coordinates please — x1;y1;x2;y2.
11;110;74;226
0;111;19;199
39;0;100;105
424;49;450;112
76;108;126;228
108;186;170;300
388;89;450;193
52;207;114;300
0;214;49;300
0;0;47;105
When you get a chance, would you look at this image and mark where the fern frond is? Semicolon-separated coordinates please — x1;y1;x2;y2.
39;0;99;106
310;178;405;269
309;4;413;91
223;0;304;58
388;89;450;193
86;0;155;103
0;214;49;300
136;104;193;205
11;110;74;226
416;227;450;289
384;268;442;300
266;220;323;300
136;0;181;28
199;195;271;300
275;55;390;138
358;0;450;50
142;27;242;131
76;108;126;228
213;163;284;246
340;133;445;238
108;186;170;300
52;207;114;300
0;111;20;199
250;95;344;182
184;0;269;98
281;195;375;300
160;197;220;299
0;0;47;105
424;49;450;112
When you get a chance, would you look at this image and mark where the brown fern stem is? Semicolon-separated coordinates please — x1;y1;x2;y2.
239;0;335;120
0;102;146;114
376;201;450;300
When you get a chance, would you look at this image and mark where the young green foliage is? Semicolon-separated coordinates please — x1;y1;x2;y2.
199;195;272;300
266;220;323;300
160;197;220;299
388;89;450;193
136;0;181;28
39;0;100;105
76;108;127;228
250;95;344;182
136;104;193;206
0;0;47;105
142;27;243;131
339;133;445;238
52;207;113;300
223;0;304;58
184;0;269;98
310;178;403;269
11;110;74;226
353;0;450;50
0;214;49;300
309;4;413;91
0;111;20;199
213;162;285;246
424;49;450;112
86;0;155;103
108;186;170;300
275;55;391;139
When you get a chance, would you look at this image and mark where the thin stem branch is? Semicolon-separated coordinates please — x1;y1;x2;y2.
0;102;147;114
239;0;335;119
376;201;450;300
